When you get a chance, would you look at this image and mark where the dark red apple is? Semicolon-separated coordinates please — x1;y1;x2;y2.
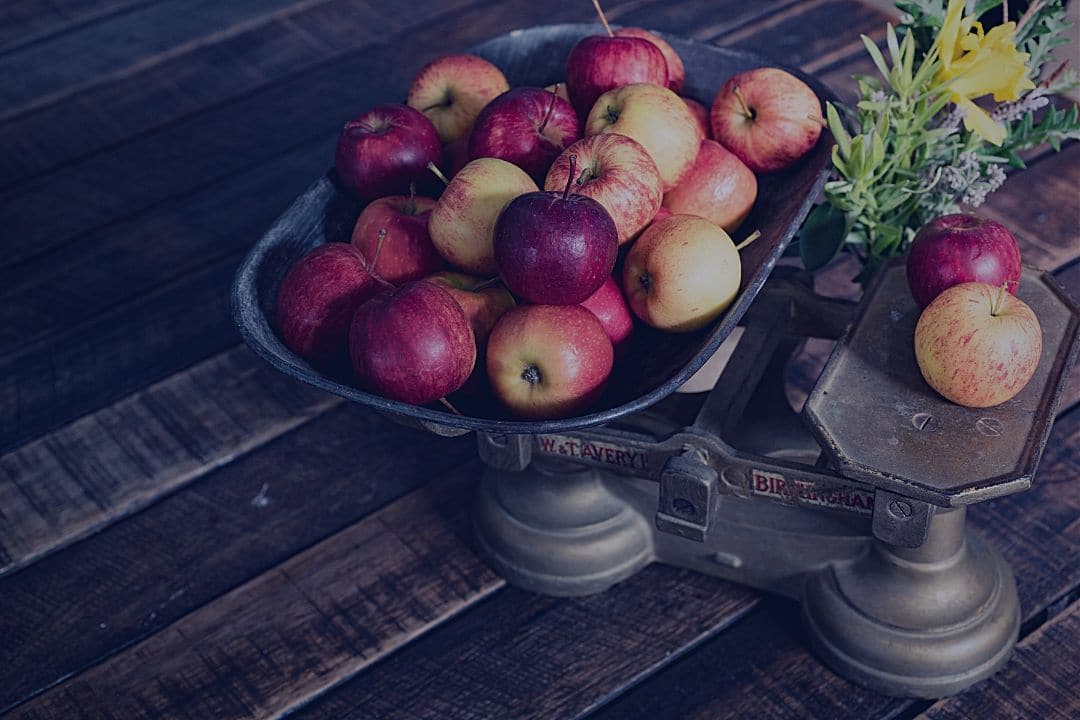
351;194;445;283
276;244;382;365
493;156;619;304
349;281;475;405
710;68;822;174
487;304;614;419
614;27;685;93
468;87;581;183
334;104;442;201
906;213;1022;309
565;34;667;117
580;276;634;354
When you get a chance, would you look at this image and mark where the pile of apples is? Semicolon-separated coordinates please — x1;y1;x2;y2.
276;3;824;420
908;214;1043;408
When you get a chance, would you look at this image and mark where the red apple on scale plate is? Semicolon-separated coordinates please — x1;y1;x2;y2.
493;155;619;305
906;213;1022;309
351;193;445;283
407;54;510;144
565;1;668;116
544;134;662;245
468;87;581;183
350;280;476;405
581;276;634;354
711;67;822;174
663;139;757;232
276;244;384;365
335;104;443;202
914;282;1042;408
623;214;752;332
487;304;614;419
613;27;686;93
428;157;538;275
586;83;699;191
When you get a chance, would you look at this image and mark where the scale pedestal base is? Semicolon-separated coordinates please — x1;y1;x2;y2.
802;506;1020;698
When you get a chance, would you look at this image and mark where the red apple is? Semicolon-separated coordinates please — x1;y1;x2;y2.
623;214;744;332
429;158;538;275
407;54;509;144
914;282;1042;408
493;160;619;305
351;194;445;283
335;104;442;201
445;134;472;178
487;304;614;419
276;244;383;365
906;213;1022;309
426;271;516;348
468;87;581;183
683;96;711;140
580;276;634;354
349;281;475;405
614;27;685;93
652;206;673;223
544;134;662;245
565;34;668;117
662;139;757;232
586;83;699;191
710;68;822;173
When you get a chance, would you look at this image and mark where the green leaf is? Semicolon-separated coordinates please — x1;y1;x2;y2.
886;24;902;74
798;204;849;271
862;34;892;83
826;101;852;159
973;0;1004;17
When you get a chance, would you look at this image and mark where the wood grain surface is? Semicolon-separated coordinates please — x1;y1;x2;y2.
2;0;1076;718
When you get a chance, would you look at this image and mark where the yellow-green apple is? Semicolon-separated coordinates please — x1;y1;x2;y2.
351;194;446;283
468;87;581;183
906;213;1022;309
276;244;383;366
711;67;822;173
565;32;667;117
543;134;662;245
683;97;711;140
493;158;619;304
486;304;614;419
613;27;685;93
335;104;442;201
914;282;1042;407
349;281;475;405
407;54;509;144
581;276;634;354
586;83;699;191
429;158;538;275
662;139;757;232
623;214;744;332
426;272;516;349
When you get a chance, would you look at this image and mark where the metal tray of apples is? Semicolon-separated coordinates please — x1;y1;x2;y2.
232;22;838;434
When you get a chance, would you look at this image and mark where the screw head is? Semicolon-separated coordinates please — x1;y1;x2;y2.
888;499;913;518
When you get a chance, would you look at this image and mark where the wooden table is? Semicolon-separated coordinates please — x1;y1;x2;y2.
2;1;1078;718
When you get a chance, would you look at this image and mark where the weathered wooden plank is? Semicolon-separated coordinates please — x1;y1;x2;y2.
918;601;1080;720
0;0;343;120
0;0;153;55
590;406;1080;720
4;456;492;719
0;0;474;189
0;345;339;576
0;407;476;715
281;570;757;720
0;0;798;445
1053;259;1080;414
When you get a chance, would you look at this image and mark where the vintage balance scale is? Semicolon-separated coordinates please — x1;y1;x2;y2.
232;24;1080;699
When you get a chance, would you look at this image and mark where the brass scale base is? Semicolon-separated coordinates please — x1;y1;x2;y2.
471;262;1079;699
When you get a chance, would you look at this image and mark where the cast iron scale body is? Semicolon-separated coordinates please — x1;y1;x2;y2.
232;24;1080;699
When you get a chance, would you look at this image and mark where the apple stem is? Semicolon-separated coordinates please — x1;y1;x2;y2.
538;85;559;134
472;275;504;291
991;283;1008;317
576;167;593;186
563;154;578;200
367;228;395;289
591;0;614;36
438;397;463;415
427;162;450;186
732;86;754;120
734;229;761;251
807;113;827;128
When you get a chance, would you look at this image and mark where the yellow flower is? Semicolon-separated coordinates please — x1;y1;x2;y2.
934;0;1036;145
